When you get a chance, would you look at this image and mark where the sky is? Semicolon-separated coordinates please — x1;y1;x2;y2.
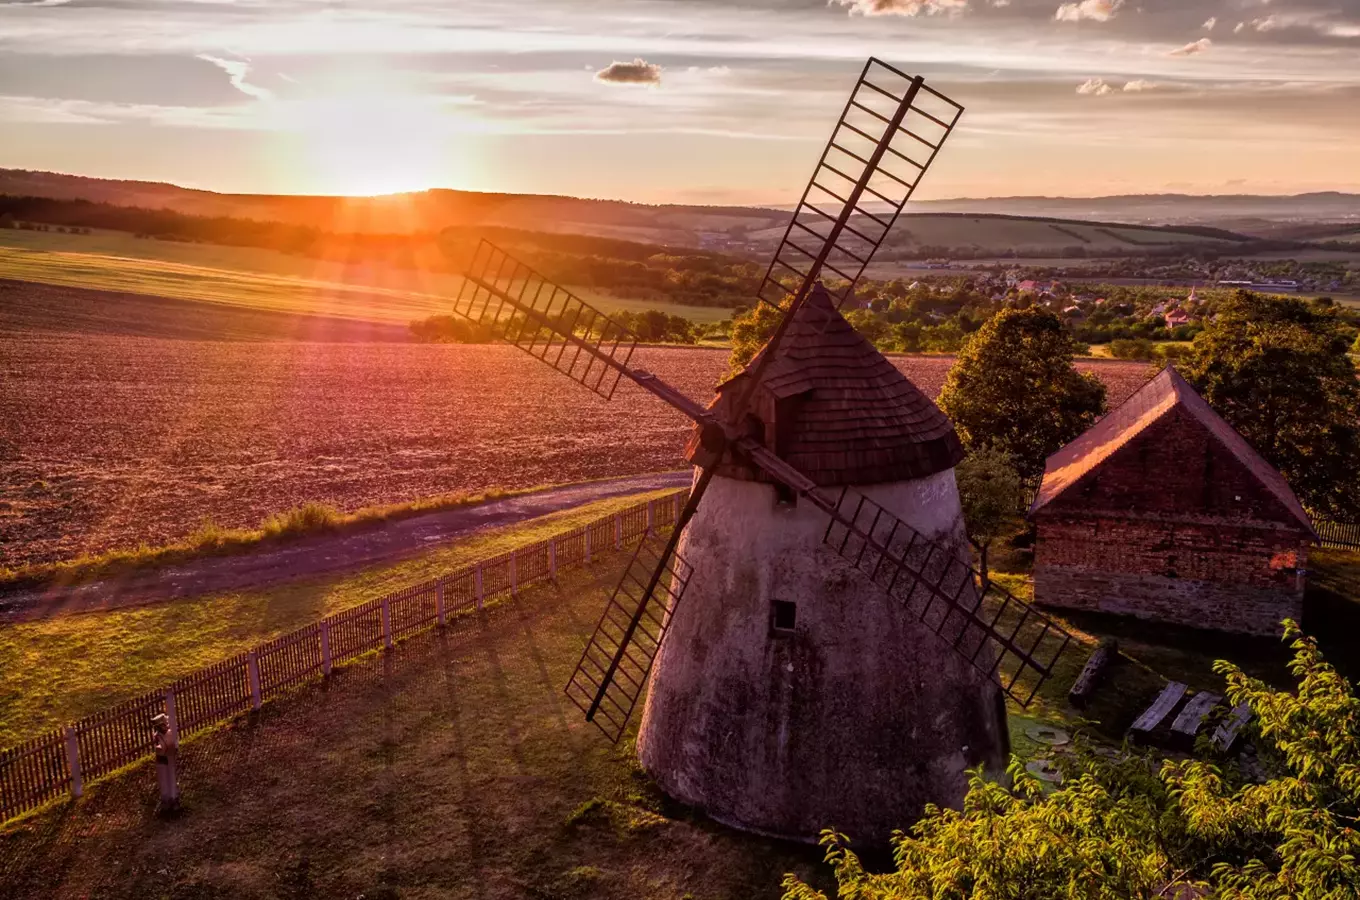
1;0;1359;203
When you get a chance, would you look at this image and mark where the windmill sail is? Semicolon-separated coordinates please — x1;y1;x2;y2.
822;488;1072;706
563;529;695;742
454;241;639;400
755;58;962;312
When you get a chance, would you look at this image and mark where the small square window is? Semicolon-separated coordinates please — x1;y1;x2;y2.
774;482;797;507
772;600;797;633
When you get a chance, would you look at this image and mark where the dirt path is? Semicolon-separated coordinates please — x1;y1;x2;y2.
0;471;691;623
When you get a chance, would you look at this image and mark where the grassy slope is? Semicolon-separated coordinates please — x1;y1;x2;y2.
0;229;735;325
0;561;825;899
0;488;677;747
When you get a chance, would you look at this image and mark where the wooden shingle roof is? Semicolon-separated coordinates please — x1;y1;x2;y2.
686;284;963;487
1031;365;1314;534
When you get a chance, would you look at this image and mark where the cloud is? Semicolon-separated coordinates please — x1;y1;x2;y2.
1076;77;1114;95
831;0;969;17
1234;21;1246;33
1168;38;1212;56
197;54;273;101
1122;79;1157;91
1054;0;1123;23
1202;17;1217;31
594;58;662;86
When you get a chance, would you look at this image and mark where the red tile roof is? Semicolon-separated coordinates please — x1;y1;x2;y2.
687;284;963;486
1030;366;1314;534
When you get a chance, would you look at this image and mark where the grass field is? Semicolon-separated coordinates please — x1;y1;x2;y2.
0;558;828;899
0;488;677;747
0;229;735;325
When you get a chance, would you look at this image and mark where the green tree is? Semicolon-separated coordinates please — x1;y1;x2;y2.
938;308;1107;479
728;300;787;371
1180;291;1360;519
954;447;1024;588
782;622;1360;900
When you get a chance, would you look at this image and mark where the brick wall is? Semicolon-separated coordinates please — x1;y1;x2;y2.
1033;514;1307;635
1033;405;1312;636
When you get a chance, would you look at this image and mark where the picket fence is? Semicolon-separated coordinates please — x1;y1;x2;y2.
0;490;687;827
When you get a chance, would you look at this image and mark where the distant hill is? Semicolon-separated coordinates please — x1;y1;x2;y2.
3;169;1332;258
913;192;1360;232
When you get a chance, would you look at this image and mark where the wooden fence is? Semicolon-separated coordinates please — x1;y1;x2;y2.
0;490;687;827
1315;518;1360;551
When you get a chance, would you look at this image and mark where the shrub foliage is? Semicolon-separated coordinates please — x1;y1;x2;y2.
782;622;1360;900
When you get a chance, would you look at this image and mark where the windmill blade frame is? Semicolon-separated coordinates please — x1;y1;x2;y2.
754;57;963;313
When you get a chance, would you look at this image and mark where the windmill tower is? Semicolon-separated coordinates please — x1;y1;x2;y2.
635;285;1007;841
451;58;1075;843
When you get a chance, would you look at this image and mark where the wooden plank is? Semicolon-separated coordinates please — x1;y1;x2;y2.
1212;702;1252;752
1171;691;1222;738
1131;681;1187;734
1069;638;1117;709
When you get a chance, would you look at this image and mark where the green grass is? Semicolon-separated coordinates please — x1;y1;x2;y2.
0;228;734;324
0;561;823;898
0;488;677;747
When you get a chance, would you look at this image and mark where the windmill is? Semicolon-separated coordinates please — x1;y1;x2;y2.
452;58;1075;842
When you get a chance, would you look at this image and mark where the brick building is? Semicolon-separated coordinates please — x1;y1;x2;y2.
1029;366;1315;636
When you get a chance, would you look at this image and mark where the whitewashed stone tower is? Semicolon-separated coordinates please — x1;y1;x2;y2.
635;285;1009;844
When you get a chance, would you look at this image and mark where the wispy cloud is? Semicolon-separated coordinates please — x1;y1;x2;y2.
197;55;273;101
1122;79;1157;92
594;58;662;86
1202;17;1216;32
1054;0;1123;24
832;0;969;16
1076;77;1114;95
1168;38;1212;56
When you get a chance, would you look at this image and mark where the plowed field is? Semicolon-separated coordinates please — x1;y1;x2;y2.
0;333;1151;568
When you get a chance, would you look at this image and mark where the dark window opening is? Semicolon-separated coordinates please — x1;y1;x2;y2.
772;600;797;633
1165;555;1179;579
774;482;797;507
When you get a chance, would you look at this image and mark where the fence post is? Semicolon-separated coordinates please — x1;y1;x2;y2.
381;596;394;650
615;514;623;550
672;492;681;522
584;528;592;564
647;499;655;531
548;538;557;579
475;564;485;609
247;651;262;710
510;550;518;596
320;620;333;676
436;583;447;627
165;688;179;745
64;725;83;800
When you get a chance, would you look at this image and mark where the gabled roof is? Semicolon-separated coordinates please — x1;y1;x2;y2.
1030;366;1314;534
687;284;962;487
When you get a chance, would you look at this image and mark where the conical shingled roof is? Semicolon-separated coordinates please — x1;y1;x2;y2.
686;284;963;486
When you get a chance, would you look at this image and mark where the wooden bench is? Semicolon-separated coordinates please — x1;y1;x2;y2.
1211;702;1252;752
1171;691;1222;745
1130;681;1187;738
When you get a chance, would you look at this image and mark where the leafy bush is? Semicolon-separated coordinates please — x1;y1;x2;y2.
783;622;1360;900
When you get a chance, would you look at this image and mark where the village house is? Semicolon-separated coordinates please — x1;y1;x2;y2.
1164;308;1191;328
1029;367;1316;636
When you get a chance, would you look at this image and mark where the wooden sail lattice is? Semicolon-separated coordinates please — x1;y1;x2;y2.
823;488;1073;706
564;531;694;742
755;58;963;311
453;240;639;400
